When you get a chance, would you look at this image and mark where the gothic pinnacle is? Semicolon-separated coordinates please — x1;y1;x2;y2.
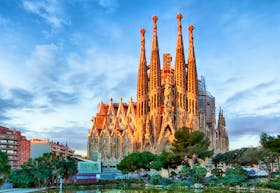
188;25;194;45
152;16;158;32
149;15;161;110
137;26;148;117
177;13;183;34
187;23;198;115
188;25;194;31
140;28;146;48
175;12;186;92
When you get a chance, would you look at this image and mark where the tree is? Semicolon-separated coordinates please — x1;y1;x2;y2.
261;133;280;153
261;133;280;171
222;164;248;186
8;168;34;188
190;164;207;184
258;148;278;181
212;148;258;166
171;127;213;164
0;151;11;185
179;165;191;179
117;152;155;176
60;156;78;180
148;150;182;178
238;148;259;166
179;164;207;184
149;154;164;171
8;153;78;188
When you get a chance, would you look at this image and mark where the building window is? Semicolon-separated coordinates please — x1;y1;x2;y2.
7;150;14;154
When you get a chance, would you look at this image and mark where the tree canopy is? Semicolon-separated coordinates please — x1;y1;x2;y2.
117;151;155;174
212;147;259;166
171;127;213;162
261;133;280;153
0;151;11;185
9;153;77;188
260;132;280;181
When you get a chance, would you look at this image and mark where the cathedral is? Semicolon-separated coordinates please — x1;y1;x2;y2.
88;14;229;167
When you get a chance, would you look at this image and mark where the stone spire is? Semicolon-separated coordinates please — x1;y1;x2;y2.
175;13;186;89
174;13;187;127
217;107;229;153
137;28;148;118
149;16;161;112
218;107;226;128
187;25;199;116
146;16;162;152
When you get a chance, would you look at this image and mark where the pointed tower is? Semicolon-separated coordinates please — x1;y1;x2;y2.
216;107;229;153
174;13;187;128
136;29;149;151
137;28;149;119
186;25;199;130
149;16;161;112
147;16;162;152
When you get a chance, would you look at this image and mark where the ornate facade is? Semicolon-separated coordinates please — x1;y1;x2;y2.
88;14;229;167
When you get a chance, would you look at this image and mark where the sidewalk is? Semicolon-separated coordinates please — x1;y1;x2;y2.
0;188;46;193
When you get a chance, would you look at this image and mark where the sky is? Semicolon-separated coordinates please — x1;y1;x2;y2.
0;0;279;155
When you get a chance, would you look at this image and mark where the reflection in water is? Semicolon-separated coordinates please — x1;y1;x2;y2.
38;188;256;193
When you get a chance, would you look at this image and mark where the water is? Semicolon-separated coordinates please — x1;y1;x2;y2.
36;188;261;193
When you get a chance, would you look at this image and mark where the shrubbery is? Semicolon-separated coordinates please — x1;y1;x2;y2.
149;174;173;185
221;164;248;186
8;153;77;188
150;174;162;185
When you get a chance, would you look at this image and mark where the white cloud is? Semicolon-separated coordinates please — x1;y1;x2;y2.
22;0;69;28
229;134;260;150
95;0;118;13
26;44;63;84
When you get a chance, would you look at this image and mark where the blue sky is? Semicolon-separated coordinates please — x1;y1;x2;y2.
0;0;279;155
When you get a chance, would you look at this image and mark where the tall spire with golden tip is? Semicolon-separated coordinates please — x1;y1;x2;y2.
149;16;161;111
137;28;148;117
187;25;198;116
175;13;187;115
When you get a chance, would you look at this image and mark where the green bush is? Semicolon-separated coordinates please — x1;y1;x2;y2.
241;182;249;187
160;178;173;185
169;181;189;188
208;179;218;187
190;164;207;184
268;178;280;190
221;164;248;186
150;174;162;185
